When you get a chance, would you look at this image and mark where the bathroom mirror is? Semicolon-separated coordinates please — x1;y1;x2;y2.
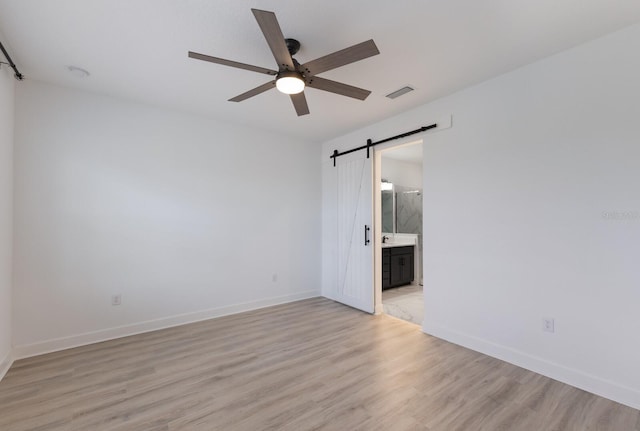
381;181;422;235
381;181;394;233
381;189;394;233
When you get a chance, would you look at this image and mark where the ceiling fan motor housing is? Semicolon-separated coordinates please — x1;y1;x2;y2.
277;70;304;80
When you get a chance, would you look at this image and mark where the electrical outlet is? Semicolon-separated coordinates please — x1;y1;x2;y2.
111;294;122;306
542;318;554;333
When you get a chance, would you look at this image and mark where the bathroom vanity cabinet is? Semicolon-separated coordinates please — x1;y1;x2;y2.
382;245;414;290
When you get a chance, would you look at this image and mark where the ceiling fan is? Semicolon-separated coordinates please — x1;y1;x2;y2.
188;8;380;116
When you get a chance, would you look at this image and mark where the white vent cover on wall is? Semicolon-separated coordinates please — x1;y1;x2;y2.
386;86;414;99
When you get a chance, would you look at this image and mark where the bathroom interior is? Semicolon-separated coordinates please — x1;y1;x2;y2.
381;143;424;325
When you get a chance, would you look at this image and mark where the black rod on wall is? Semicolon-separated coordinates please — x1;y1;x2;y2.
330;123;437;166
0;40;24;81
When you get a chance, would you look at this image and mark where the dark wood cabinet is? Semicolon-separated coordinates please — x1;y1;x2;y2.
382;246;414;290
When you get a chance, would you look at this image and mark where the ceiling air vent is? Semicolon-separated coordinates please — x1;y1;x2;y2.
386;86;414;99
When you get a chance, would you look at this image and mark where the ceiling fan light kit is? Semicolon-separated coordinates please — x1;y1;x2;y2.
188;8;380;116
275;70;305;94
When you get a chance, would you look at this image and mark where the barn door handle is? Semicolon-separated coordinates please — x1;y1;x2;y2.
364;225;371;246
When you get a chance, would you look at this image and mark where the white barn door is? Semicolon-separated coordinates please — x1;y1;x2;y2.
322;152;374;313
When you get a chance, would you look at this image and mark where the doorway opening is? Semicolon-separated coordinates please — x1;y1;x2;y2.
374;140;424;325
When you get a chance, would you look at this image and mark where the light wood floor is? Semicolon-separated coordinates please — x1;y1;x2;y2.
1;298;638;431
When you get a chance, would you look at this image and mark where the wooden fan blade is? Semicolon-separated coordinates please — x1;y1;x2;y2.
251;9;295;70
290;92;310;116
229;81;276;102
306;76;371;100
301;40;379;76
188;51;277;75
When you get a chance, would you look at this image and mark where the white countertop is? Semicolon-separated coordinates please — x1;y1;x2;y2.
381;242;415;248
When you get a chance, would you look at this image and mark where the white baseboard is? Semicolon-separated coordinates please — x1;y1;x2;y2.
0;350;12;382
13;290;320;360
422;321;640;410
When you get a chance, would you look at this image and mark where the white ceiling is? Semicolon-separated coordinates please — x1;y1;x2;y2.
1;0;639;142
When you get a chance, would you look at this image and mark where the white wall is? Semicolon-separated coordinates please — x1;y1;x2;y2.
13;81;321;356
381;157;422;189
322;23;640;409
0;60;15;378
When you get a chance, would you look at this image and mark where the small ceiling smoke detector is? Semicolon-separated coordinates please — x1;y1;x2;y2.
67;65;90;78
386;86;414;99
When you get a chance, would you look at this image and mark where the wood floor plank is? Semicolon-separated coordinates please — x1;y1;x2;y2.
0;297;637;430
